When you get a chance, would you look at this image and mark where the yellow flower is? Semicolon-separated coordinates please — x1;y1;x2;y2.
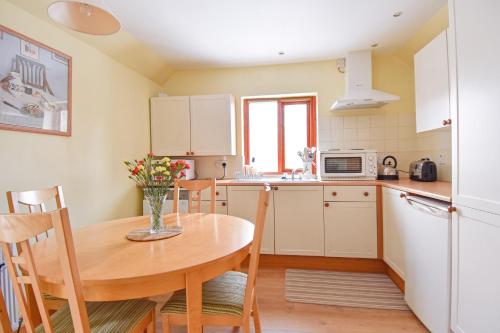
163;170;170;175
155;166;163;172
138;165;145;170
161;157;171;164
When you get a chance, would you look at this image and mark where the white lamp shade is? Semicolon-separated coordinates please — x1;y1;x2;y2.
48;0;121;35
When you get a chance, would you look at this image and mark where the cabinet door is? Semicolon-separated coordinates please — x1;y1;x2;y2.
274;186;324;256
451;205;500;333
382;188;407;278
189;95;236;156
414;30;450;133
200;201;228;215
200;186;227;201
324;201;377;258
227;186;274;254
449;0;500;215
150;96;191;156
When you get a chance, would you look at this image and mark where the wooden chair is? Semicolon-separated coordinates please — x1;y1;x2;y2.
0;208;156;333
6;186;67;312
0;289;12;333
161;184;271;333
173;179;217;214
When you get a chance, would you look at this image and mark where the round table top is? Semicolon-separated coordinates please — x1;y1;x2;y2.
31;213;254;301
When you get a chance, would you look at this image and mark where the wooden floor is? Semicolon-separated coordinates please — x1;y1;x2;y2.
152;268;429;333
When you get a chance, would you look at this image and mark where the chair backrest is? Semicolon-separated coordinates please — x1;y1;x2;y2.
6;186;65;242
242;184;271;321
0;209;90;333
173;179;216;214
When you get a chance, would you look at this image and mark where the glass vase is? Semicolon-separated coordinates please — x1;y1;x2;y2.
145;193;166;234
303;161;313;179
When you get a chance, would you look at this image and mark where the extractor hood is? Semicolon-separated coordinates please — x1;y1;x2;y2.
331;50;400;111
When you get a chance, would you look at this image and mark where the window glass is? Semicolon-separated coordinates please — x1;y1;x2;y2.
248;101;278;172
284;103;308;170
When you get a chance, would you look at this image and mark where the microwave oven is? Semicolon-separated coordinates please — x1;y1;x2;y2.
320;149;377;180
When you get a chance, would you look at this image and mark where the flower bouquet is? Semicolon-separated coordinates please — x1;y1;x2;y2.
125;153;189;238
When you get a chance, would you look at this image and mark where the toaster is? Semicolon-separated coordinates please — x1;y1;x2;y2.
409;158;437;182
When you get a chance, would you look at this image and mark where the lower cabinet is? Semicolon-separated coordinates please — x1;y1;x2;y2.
382;187;408;278
324;201;377;258
451;205;500;333
200;201;228;215
274;186;324;256
227;186;275;254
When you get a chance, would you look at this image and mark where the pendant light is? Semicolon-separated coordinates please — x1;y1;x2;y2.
48;0;121;35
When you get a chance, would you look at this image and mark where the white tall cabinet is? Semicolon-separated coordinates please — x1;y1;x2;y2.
274;186;324;256
414;30;451;133
151;94;236;156
448;1;500;332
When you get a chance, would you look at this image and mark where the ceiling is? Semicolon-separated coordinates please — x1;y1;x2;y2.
8;0;447;82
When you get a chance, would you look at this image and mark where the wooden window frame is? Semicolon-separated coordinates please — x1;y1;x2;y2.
243;96;317;174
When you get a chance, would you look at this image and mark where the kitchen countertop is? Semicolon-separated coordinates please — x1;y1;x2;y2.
217;178;452;203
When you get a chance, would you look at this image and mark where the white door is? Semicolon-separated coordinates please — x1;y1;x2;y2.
150;96;191;156
449;0;500;215
274;186;324;256
382;188;407;279
324;201;377;258
227;186;274;254
200;201;228;215
414;30;450;132
451;205;500;333
189;95;236;156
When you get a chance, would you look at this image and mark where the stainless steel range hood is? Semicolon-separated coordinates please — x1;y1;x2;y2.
331;50;400;111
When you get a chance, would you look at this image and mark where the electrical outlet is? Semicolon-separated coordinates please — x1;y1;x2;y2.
215;157;228;168
437;151;447;166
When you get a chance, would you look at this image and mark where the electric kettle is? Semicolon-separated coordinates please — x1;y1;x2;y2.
377;155;399;180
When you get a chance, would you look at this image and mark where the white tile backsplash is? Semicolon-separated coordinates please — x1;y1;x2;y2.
319;113;452;181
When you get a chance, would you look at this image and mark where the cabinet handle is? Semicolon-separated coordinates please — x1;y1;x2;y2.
448;206;457;213
222;202;227;207
324;202;330;207
443;119;452;126
191;152;195;155
331;191;337;196
186;151;190;155
363;192;369;197
216;191;220;196
274;186;279;191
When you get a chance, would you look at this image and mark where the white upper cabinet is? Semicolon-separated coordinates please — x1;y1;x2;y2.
151;96;191;156
414;30;451;133
150;94;236;156
190;95;236;156
449;0;500;215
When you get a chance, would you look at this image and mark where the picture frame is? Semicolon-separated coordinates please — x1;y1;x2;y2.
0;25;72;136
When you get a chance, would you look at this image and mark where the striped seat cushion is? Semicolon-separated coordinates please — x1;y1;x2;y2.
161;271;247;317
36;299;156;333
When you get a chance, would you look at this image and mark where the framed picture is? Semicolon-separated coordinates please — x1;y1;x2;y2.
0;25;72;136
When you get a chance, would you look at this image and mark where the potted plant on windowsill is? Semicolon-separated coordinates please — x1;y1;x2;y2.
124;153;189;240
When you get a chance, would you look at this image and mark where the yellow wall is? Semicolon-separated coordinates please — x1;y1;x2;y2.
163;4;451;180
0;0;162;226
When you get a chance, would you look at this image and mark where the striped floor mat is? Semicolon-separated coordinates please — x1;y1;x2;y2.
285;269;409;311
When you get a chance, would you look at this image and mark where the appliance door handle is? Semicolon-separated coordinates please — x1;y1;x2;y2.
402;194;450;217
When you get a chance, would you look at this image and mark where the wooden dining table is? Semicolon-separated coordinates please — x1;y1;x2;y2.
29;213;255;333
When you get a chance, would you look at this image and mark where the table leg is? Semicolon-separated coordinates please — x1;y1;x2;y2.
185;271;202;333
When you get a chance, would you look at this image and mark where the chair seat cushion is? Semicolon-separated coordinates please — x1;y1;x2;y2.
161;271;247;317
36;299;155;333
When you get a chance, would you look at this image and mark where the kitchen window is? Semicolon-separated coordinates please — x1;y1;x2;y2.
243;96;317;173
